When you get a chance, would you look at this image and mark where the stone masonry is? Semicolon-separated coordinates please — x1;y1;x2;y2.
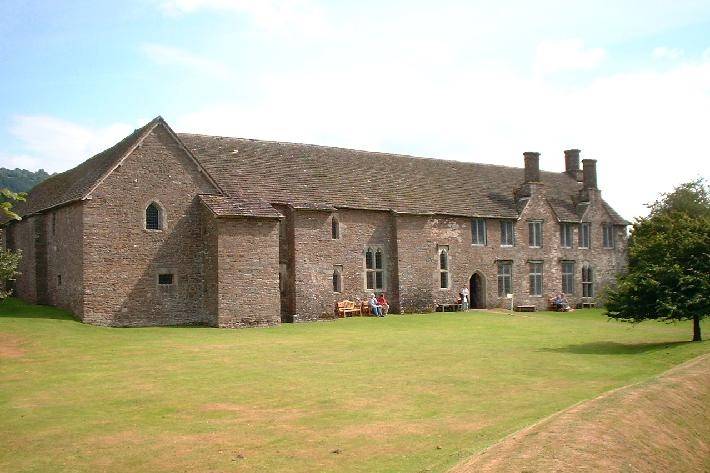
3;117;629;327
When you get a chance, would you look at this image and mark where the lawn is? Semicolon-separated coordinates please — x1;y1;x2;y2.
0;298;707;473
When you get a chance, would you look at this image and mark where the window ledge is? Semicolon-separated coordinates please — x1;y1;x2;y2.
500;244;514;248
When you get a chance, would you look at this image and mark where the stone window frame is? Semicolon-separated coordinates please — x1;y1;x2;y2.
364;245;386;291
579;222;591;249
331;214;340;240
528;220;543;248
559;223;573;248
156;269;177;288
497;260;512;297
144;200;167;232
332;265;343;293
561;260;575;295
500;220;515;247
528;260;543;296
602;223;614;249
438;245;450;290
471;218;487;246
582;263;594;297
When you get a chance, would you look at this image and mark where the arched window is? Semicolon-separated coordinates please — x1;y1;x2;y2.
331;215;340;239
582;264;594;297
365;247;384;290
145;202;162;230
438;246;449;289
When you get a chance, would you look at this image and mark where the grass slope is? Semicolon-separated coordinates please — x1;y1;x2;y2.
0;299;708;472
451;353;710;472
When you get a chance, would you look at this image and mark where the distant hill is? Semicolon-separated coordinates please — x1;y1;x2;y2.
0;168;53;193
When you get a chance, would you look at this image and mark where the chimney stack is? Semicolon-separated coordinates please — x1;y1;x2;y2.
582;159;597;189
523;152;541;183
564;149;582;181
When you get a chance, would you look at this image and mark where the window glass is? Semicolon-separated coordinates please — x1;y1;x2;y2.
146;203;161;230
529;262;543;295
529;221;542;247
472;218;487;245
580;223;591;248
158;273;174;285
497;261;512;296
500;221;515;246
562;261;575;294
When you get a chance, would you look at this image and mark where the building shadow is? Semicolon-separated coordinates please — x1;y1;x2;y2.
0;298;78;321
542;340;693;355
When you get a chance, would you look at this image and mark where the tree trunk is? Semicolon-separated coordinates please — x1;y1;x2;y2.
692;315;702;342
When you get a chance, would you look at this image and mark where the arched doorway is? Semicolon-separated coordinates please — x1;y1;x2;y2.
469;272;486;309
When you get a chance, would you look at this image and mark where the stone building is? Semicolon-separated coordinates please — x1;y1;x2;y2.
2;117;628;327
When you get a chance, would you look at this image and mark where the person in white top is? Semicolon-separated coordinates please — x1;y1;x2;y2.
460;287;470;310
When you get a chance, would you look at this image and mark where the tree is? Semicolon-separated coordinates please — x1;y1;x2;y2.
606;179;710;341
0;188;25;300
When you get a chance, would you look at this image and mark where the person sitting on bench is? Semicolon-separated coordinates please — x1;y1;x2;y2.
377;293;390;315
554;293;570;312
369;294;384;317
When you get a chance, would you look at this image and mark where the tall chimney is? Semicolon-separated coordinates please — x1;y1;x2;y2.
523;152;540;183
582;159;597;189
564;149;582;181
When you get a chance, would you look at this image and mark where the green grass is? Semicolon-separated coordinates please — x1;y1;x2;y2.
0;298;707;473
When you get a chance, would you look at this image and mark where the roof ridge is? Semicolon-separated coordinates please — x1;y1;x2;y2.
177;132;570;175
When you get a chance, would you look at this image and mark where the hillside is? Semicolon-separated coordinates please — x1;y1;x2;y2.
0;167;52;193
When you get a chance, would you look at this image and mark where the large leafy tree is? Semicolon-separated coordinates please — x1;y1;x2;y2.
0;188;25;300
606;179;709;341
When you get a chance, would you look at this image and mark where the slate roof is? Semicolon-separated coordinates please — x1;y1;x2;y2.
179;133;628;224
198;194;282;219
5;117;628;225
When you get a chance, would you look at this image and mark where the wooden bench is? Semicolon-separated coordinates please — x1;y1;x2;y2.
435;303;462;312
336;300;361;318
515;305;536;312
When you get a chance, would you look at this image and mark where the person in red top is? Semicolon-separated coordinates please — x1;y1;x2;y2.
377;293;389;315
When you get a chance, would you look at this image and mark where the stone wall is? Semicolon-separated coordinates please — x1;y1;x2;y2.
290;208;398;321
7;216;38;303
214;217;281;328
82;124;217;326
44;203;84;317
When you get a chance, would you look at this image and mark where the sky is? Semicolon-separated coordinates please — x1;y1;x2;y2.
1;0;709;220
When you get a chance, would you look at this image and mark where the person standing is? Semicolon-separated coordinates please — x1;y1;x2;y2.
461;286;470;310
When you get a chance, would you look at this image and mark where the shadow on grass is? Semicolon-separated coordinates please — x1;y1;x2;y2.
543;341;693;355
0;298;78;321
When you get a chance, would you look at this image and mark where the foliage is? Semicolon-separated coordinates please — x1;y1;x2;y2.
606;179;710;341
0;188;27;221
0;187;25;299
0;248;21;300
0;167;51;193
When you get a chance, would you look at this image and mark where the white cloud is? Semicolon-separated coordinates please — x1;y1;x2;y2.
158;0;327;35
652;46;684;60
141;43;233;79
534;39;606;76
1;116;134;173
172;51;710;221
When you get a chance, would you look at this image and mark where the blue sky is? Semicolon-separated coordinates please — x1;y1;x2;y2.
1;0;709;219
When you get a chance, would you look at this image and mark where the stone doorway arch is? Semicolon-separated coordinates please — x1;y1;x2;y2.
469;272;486;309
